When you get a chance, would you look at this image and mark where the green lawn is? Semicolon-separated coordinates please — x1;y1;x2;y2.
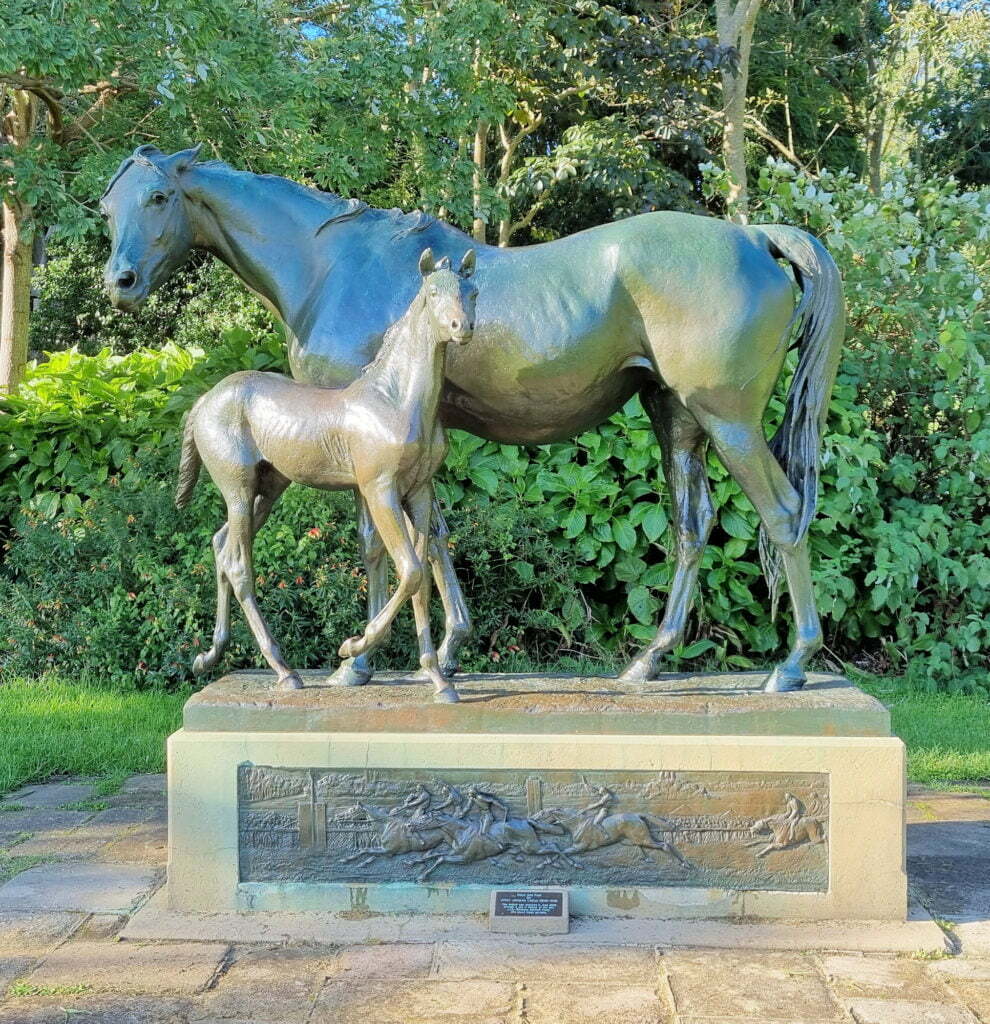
0;676;186;796
0;672;987;796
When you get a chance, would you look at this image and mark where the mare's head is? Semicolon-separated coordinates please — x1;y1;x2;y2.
417;248;477;346
100;144;203;310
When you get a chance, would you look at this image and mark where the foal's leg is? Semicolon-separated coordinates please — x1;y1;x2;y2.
222;494;303;691
694;413;823;692
193;475;289;678
329;494;386;688
621;389;715;682
338;481;424;660
408;485;459;703
429;502;472;675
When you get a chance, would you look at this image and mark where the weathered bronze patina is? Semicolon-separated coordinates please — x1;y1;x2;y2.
101;145;845;692
173;249;476;703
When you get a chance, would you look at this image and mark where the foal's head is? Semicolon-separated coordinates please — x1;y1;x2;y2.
417;248;477;346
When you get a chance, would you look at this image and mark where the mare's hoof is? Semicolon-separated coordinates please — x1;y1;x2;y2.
618;656;654;683
338;636;364;660
277;673;304;691
191;653;209;677
763;666;805;693
329;659;372;688
434;686;460;704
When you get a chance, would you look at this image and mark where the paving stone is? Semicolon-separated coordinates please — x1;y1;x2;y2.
662;950;843;1020
908;793;990;825
0;955;36;994
89;805;159;827
0;994;191;1023
22;940;229;995
0;862;160;913
942;982;990;1021
844;997;978;1023
326;943;434;980
119;775;166;796
190;946;333;1022
13;826;115;859
821;954;947;1001
2;782;97;809
69;914;130;942
928;959;990;982
0;809;93;846
98;822;168;865
0;910;82;953
310;979;517;1024
434;938;655;981
524;981;667;1023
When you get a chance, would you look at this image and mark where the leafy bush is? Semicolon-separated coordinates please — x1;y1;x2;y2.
4;164;988;691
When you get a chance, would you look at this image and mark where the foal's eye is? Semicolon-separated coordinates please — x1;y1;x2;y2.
150;192;168;206
429;287;438;297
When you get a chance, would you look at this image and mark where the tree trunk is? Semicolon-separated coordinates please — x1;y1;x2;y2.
0;196;33;392
716;0;762;224
471;118;489;244
0;90;36;393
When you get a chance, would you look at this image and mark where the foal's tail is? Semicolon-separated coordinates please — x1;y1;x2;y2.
752;224;845;615
175;404;202;509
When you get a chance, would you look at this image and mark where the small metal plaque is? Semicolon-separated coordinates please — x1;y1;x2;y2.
494;890;564;918
490;889;568;934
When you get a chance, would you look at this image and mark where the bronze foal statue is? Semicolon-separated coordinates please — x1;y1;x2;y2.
174;248;477;702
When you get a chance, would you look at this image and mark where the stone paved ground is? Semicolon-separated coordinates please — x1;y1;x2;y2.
0;776;986;1023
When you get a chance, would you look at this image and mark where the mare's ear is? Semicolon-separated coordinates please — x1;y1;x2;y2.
165;143;204;175
459;249;476;278
418;248;436;276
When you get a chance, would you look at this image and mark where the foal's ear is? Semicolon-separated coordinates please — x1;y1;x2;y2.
459;249;476;278
166;143;204;175
419;248;436;276
436;256;451;271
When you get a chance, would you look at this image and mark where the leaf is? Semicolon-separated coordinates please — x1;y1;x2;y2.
642;504;667;542
613;519;636;551
627;585;657;625
721;509;754;540
562;509;587;538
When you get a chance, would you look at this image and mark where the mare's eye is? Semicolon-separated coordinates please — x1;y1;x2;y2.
429;287;438;296
150;192;168;206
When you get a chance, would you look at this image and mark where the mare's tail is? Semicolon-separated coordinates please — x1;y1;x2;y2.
749;224;846;616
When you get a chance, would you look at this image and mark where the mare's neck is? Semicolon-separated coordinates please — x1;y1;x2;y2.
369;295;448;424
181;164;351;333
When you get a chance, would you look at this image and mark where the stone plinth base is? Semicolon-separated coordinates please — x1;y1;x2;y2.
167;671;906;921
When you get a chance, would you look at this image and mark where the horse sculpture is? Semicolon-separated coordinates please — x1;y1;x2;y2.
102;144;845;692
173;248;476;702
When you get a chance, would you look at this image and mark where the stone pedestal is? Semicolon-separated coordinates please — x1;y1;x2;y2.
167;670;906;921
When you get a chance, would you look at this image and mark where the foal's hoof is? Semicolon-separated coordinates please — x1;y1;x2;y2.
618;655;655;683
277;672;304;691
763;666;806;693
434;685;460;704
328;659;372;688
191;653;210;677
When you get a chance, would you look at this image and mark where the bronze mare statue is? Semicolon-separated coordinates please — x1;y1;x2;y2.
173;248;476;703
101;144;845;693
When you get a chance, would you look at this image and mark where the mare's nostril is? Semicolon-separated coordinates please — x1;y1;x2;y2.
451;319;461;331
117;270;137;290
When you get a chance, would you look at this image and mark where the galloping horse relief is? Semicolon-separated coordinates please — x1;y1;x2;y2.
104;145;846;692
174;248;477;702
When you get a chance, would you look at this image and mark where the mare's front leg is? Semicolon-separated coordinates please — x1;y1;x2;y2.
408;485;459;703
329;493;387;688
338;480;423;660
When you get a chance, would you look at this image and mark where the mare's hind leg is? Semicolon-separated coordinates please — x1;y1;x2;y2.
694;414;823;692
222;493;303;692
621;388;715;682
